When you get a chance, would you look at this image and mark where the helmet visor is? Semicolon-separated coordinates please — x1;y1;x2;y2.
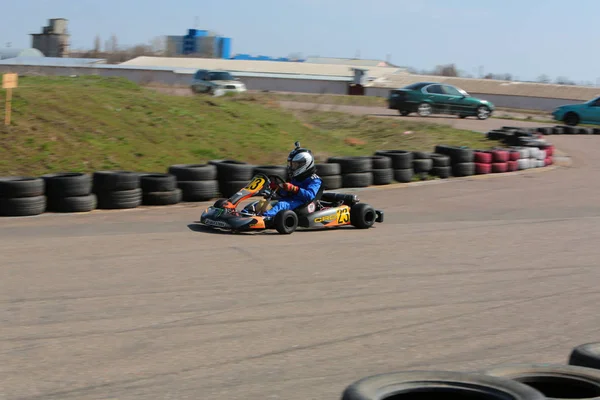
288;159;305;174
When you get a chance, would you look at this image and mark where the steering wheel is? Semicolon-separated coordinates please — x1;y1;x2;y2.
268;174;286;189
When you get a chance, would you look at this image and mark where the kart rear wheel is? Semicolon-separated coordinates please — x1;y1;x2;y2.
351;203;377;229
274;210;298;234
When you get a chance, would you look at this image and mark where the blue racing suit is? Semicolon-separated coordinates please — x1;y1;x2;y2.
263;174;322;217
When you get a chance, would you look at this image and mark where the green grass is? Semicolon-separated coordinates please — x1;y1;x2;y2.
0;76;501;176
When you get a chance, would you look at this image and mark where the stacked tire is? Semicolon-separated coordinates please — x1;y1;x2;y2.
429;153;451;179
167;164;219;202
528;147;547;168
374;150;414;183
327;156;373;188
370;155;393;185
93;171;142;209
253;165;287;181
0;177;46;217
140;173;181;206
474;150;493;174
209;160;255;198
316;163;342;190
411;152;434;180
434;145;475;177
42;172;96;213
539;143;555;166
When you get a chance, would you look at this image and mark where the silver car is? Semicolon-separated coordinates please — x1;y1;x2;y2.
191;69;247;95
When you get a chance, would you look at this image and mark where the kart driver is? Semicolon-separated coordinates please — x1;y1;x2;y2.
261;143;322;222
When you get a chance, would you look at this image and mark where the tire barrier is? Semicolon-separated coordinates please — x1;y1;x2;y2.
327;156;373;188
139;173;181;206
374;150;414;182
42;172;96;213
316;162;342;190
370;155;393;185
528;125;600;136
434;145;475;177
93;171;142;209
0;177;46;216
0;137;559;217
168;164;219;202
569;342;600;370
209;160;256;198
340;342;600;400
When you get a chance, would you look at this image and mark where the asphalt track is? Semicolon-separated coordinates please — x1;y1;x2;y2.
3;130;600;399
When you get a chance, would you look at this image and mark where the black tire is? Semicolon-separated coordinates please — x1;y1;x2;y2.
413;158;434;173
350;203;377;229
374;150;413;169
42;172;92;198
177;180;219;202
210;160;255;182
430;153;451;167
47;193;97;213
140;173;177;192
274;209;298;234
167;164;217;181
92;171;140;192
342;172;373;188
142;188;182;206
593;128;600;135
0;196;46;217
372;168;393;185
219;180;247;198
452;162;475;177
328;156;373;174
253;165;287;181
321;175;342;190
579;127;593;135
0;177;45;198
399;110;409;116
96;188;142;209
412;151;431;160
563;126;577;135
316;163;341;176
480;363;600;400
434;145;474;163
371;155;392;169
553;126;565;135
393;168;414;183
432;166;451;179
341;370;546;400
569;342;600;370
564;112;580;126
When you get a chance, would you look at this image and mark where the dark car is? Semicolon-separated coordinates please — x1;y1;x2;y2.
387;82;495;120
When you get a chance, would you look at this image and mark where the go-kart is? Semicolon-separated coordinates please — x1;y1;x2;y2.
199;173;384;234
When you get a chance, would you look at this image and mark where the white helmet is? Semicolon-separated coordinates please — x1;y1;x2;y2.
287;142;315;180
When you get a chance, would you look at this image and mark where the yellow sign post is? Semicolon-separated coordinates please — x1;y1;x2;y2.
2;73;18;126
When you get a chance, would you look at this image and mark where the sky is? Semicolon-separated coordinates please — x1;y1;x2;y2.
2;0;600;84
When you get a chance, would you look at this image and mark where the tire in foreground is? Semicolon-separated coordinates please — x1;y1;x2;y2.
341;370;545;400
480;363;600;400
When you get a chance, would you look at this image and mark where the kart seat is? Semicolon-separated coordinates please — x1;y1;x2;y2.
294;184;324;217
319;192;359;207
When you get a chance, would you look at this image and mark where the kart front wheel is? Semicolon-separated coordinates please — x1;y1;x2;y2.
274;210;298;234
351;203;377;229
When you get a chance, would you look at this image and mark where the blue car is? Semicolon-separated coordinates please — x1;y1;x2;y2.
552;96;600;126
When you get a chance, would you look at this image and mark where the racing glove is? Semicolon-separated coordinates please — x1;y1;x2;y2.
281;182;299;194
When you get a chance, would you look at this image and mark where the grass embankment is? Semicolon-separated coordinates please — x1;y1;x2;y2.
0;76;500;176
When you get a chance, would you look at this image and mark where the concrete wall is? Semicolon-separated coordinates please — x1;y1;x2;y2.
0;64;579;111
